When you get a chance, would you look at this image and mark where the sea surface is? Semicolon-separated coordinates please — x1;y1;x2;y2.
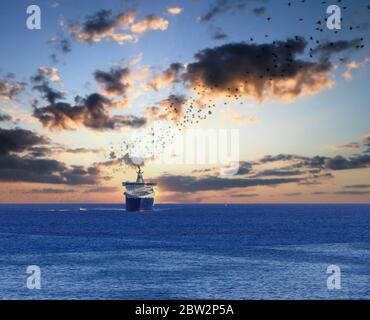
0;204;369;300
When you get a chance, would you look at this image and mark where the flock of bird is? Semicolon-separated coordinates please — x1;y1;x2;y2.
111;0;369;172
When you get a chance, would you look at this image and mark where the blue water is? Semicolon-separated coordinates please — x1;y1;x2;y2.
0;204;369;300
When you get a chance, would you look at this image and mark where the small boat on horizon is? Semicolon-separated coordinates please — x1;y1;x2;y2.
79;207;88;212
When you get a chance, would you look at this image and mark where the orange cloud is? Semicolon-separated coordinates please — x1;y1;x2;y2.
131;15;169;34
167;7;183;15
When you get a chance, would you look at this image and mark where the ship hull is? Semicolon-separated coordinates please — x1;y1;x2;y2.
125;196;154;212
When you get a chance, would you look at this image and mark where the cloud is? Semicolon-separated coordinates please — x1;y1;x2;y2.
60;147;103;154
235;161;254;175
31;80;65;105
363;134;370;147
252;7;266;16
252;169;304;177
325;155;370;170
167;7;183;15
48;35;72;55
342;58;369;80
94;67;131;97
0;113;12;122
211;28;228;40
0;128;106;185
199;0;250;22
230;193;259;198
344;184;370;189
84;186;118;193
330;142;361;150
131;15;169;34
33;92;146;130
0;155;103;185
334;191;370;195
183;37;335;101
0;79;26;100
259;154;309;164
0;128;48;155
69;9;137;44
260;151;370;171
155;174;303;193
146;63;184;90
312;39;364;58
145;94;187;123
69;10;169;44
31;67;145;131
32;66;62;83
25;188;74;194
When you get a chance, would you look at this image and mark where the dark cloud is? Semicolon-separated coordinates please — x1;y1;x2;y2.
28;146;52;158
191;161;253;176
260;151;370;171
284;192;302;196
0;128;106;185
334;191;370;195
0;128;48;155
325;154;370;170
260;154;307;163
48;35;72;56
33;92;146;130
155;174;303;193
94;67;130;96
235;161;254;175
211;27;228;40
32;82;65;104
59;38;72;54
252;7;266;16
344;184;370;189
312;39;364;58
253;169;303;177
62;147;103;154
25;188;74;194
260;154;328;171
69;9;137;44
84;186;118;193
200;0;251;22
31;66;144;131
0;155;102;185
312;190;370;195
183;37;334;100
0;113;12;122
230;193;259;198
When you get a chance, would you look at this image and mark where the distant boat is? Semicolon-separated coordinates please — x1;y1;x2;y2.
122;166;157;212
79;208;87;212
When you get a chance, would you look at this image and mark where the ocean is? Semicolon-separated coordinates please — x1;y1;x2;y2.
0;204;369;300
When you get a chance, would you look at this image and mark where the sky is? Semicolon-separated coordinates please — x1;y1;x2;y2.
0;0;369;203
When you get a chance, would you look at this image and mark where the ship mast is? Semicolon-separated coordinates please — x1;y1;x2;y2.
136;166;144;183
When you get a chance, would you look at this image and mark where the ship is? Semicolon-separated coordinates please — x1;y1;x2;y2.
122;166;157;212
